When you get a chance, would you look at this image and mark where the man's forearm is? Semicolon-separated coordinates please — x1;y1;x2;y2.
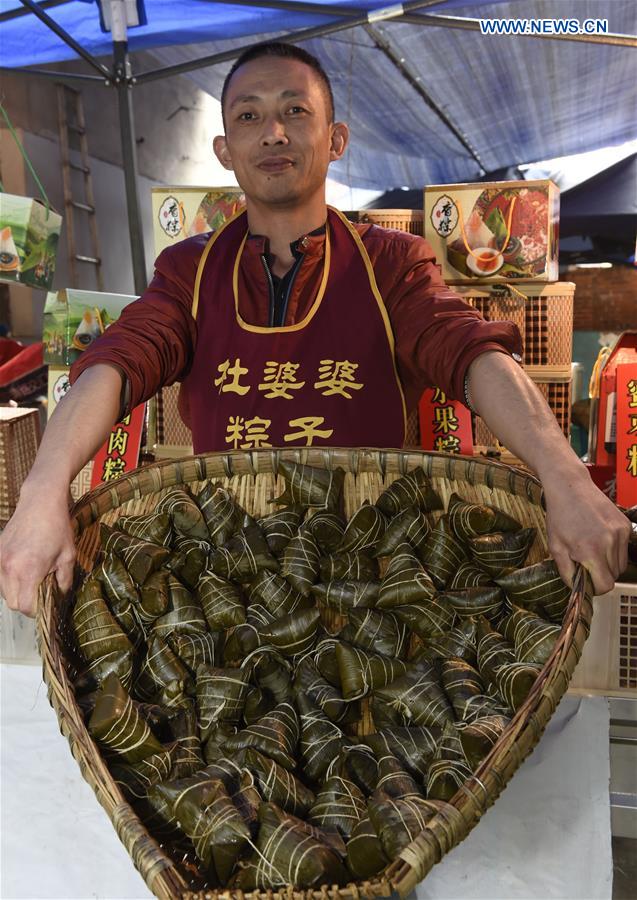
23;364;123;498
466;351;586;483
466;350;630;594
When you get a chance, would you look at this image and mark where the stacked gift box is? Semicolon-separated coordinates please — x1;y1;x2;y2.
422;179;572;462
42;287;139;498
351;180;573;463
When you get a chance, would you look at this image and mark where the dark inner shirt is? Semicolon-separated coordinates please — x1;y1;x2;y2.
261;225;325;327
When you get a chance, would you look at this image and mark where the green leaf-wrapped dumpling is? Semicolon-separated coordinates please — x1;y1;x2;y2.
245;748;315;816
307;509;346;553
495;559;571;622
371;505;431;558
100;524;170;586
378;541;437;609
88;672;163;763
340;607;409;659
468;528;536;577
447;492;521;542
339;501;386;553
419;517;468;589
231;802;349;889
157;486;209;541
258;506;304;555
271;461;345;510
280;523;320;596
196;484;242;547
376;467;443;516
116;511;172;547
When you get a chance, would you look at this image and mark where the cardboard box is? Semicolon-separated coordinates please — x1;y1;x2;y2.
43;288;137;366
424;180;559;283
0;193;62;291
151;186;244;257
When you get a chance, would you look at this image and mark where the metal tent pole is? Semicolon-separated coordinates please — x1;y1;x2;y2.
113;41;147;295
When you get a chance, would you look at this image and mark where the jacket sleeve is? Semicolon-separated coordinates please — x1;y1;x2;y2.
68;236;207;409
375;230;523;410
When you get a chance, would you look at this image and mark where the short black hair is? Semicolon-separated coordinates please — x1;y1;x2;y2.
221;41;335;124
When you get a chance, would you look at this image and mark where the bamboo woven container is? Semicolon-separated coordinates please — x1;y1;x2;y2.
37;448;592;899
458;283;574;369
0;406;40;526
344;209;424;236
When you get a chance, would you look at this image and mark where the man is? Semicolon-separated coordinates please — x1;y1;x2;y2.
0;42;629;616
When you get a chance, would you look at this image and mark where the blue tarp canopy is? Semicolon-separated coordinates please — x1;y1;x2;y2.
1;0;636;189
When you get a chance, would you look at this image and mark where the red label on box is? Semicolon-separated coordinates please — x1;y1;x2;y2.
616;362;637;506
90;404;145;488
595;333;637;467
418;387;473;454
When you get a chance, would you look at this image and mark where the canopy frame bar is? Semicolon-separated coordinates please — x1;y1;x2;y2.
403;12;637;48
203;0;637;48
133;0;484;169
363;21;485;172
133;0;443;83
16;0;112;79
0;65;106;83
207;0;359;19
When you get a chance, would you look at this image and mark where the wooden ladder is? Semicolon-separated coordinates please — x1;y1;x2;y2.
56;84;103;290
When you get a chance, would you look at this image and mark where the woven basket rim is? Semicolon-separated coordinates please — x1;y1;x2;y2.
67;448;543;523
36;448;590;900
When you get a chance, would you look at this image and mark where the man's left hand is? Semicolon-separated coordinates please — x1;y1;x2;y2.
542;467;631;595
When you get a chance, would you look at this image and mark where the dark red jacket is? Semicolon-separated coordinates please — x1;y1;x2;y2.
70;222;522;418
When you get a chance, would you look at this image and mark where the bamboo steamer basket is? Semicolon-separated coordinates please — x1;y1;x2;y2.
37;448;593;899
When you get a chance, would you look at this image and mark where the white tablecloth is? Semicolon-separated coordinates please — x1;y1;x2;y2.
0;663;612;900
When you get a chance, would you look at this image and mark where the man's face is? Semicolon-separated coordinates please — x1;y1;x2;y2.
214;56;347;208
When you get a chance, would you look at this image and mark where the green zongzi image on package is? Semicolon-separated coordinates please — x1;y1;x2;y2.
43;288;137;365
0;193;62;290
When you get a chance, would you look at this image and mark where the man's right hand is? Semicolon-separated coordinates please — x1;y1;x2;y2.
0;486;76;618
0;364;125;618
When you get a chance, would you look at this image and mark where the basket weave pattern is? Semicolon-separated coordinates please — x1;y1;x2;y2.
345;210;424;236
473;378;572;450
156;382;194;449
460;284;574;368
37;449;592;899
0;408;40;526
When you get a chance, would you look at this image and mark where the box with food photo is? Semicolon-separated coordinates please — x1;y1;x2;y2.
151;186;245;257
424;180;559;283
0;193;62;291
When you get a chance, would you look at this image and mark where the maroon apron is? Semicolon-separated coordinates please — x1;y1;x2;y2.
180;206;406;453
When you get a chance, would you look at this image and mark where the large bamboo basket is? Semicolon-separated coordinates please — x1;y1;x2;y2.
37;448;593;900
